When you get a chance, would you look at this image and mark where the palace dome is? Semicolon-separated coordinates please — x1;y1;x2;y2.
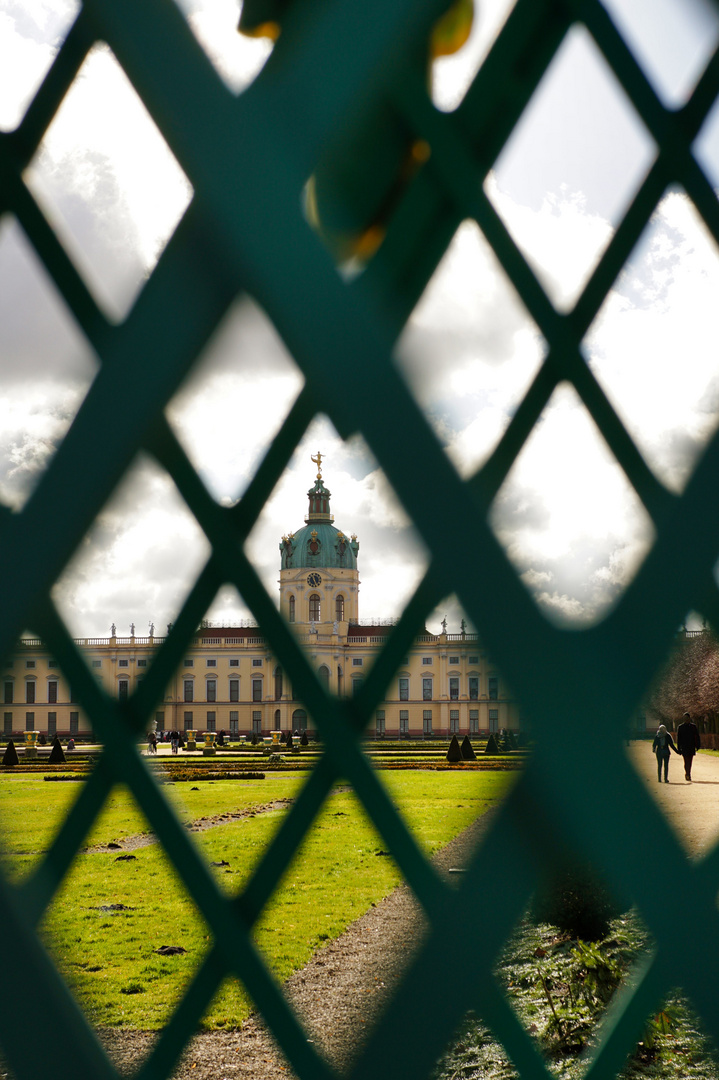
279;476;359;571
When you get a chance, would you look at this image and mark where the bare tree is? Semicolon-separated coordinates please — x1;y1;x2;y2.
647;631;719;733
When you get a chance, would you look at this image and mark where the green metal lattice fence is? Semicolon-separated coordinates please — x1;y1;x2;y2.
2;1;719;1078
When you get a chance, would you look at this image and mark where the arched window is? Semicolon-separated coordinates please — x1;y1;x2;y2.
309;593;321;621
288;595;295;623
274;709;281;730
292;708;308;732
335;594;345;621
318;665;330;689
274;667;283;701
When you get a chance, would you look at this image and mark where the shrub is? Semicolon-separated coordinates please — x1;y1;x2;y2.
446;735;462;762
484;732;500;755
460;735;476;761
2;741;18;767
531;860;627;941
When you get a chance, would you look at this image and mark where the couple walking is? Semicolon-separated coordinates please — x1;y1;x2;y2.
653;712;701;783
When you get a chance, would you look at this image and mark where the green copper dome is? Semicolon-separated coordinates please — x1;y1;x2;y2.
280;477;359;570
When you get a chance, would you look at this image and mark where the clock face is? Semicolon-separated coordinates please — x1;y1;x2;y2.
307;573;322;587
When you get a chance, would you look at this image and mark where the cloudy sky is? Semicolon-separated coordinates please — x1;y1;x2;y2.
2;0;719;638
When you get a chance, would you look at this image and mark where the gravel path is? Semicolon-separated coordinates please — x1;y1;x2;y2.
96;812;494;1079
628;741;719;858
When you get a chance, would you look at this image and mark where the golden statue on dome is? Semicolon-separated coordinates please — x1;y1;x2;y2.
311;451;323;479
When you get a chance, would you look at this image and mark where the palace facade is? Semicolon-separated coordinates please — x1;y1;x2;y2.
3;465;522;740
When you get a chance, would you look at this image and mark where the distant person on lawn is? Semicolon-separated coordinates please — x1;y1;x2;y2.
652;724;679;783
677;712;701;781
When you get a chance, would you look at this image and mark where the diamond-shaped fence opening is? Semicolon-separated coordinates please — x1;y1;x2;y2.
488;382;655;625
486;22;657;311
0;214;97;511
585;187;719;494
52;453;211;640
0;1;82;133
166;296;305;504
24;41;193;321
4;1;719;1079
41;804;212;1036
172;0;275;96
600;0;719;108
397;218;546;479
244;416;431;638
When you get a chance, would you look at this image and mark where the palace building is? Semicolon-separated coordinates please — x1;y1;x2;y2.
2;461;521;741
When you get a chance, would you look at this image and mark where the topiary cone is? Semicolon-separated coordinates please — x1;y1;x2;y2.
48;737;66;764
460;735;476;761
2;740;19;766
484;732;500;755
446;734;462;762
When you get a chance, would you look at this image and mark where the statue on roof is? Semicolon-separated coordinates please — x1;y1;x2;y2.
311;451;323;479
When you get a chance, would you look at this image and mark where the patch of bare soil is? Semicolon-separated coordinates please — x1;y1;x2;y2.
84;800;295;853
97;813;494;1079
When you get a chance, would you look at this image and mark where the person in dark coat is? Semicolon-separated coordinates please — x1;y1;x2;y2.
652;724;679;782
676;711;701;781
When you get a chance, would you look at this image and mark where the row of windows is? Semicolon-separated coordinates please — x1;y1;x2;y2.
11;657;264;673
177;708;309;734
7;673;499;705
352;654;482;669
10;652;483;679
183;674;283;703
397;675;499;701
375;708;500;735
4;681;60;705
3;711;79;735
4;659;59;669
183;658;260;667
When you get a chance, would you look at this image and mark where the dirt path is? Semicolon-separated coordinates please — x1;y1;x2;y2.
97;812;493;1079
628;742;719;859
83;799;295;854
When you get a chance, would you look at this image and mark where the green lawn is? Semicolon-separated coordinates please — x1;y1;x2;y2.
0;769;514;1029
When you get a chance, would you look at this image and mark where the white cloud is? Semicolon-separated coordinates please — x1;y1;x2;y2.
0;382;87;510
24;43;192;318
52;455;211;638
398;219;545;477
167;297;305;503
585;189;719;491
0;2;79;130
488;384;655;622
486;175;615;311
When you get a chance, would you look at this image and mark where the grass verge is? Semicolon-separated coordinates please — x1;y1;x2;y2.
0;769;514;1029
